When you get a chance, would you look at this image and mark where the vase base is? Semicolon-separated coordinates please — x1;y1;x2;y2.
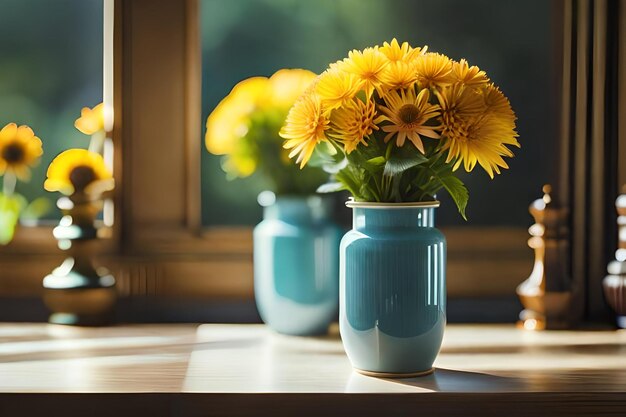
48;312;113;326
354;367;434;379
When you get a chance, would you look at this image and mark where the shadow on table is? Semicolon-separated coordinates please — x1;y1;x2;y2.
388;368;526;392
441;343;626;355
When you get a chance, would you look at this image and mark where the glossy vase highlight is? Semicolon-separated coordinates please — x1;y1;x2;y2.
340;201;446;377
254;195;342;335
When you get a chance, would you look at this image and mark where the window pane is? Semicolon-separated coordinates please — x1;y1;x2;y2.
0;0;103;220
201;0;555;226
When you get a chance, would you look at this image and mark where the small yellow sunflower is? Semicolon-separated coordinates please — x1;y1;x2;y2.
377;87;441;153
452;59;489;86
339;47;388;98
437;84;519;178
280;92;329;168
329;98;379;154
44;149;114;196
379;38;425;63
75;103;105;135
315;68;364;111
0;123;43;180
414;53;454;89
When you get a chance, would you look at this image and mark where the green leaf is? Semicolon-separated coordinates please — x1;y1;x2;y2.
335;165;363;199
0;192;27;213
316;182;345;193
307;142;339;168
0;192;24;245
0;209;19;245
21;197;53;221
366;156;386;166
383;155;428;177
439;174;469;220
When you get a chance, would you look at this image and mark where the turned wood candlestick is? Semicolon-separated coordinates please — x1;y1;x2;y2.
602;187;626;327
516;185;572;330
43;195;116;325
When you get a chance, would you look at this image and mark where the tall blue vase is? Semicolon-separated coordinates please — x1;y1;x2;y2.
254;194;342;335
340;201;446;377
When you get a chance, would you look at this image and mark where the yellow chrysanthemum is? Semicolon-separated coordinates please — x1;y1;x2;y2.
44;149;114;196
0;123;43;180
339;47;388;98
205;77;269;155
280;93;329;168
75;103;105;135
269;68;317;109
315;68;364;111
414;53;454;89
379;38;426;63
206;70;318;178
329;98;379;153
483;83;517;129
377;88;441;153
452;59;489;86
379;61;419;93
436;84;486;129
222;150;257;178
437;84;519;178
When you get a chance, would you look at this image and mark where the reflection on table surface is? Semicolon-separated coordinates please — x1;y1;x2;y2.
0;323;625;393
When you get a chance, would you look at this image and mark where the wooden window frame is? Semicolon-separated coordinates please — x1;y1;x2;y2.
0;0;545;321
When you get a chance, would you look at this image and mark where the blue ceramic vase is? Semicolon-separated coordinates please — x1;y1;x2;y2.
254;194;342;335
340;201;446;377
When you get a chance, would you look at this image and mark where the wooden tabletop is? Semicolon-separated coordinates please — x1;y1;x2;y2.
1;323;626;416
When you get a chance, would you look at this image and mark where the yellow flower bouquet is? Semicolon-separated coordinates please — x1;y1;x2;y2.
0;122;48;244
206;69;327;194
280;39;519;218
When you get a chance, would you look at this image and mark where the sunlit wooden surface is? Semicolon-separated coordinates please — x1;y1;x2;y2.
1;323;626;416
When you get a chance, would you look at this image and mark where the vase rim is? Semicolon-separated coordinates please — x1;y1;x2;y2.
345;199;440;209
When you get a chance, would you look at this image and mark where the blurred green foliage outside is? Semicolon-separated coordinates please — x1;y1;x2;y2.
0;0;102;220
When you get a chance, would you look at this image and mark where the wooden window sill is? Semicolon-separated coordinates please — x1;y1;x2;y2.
0;323;624;416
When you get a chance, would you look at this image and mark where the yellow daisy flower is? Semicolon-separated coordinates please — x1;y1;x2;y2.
44;149;114;196
483;83;517;129
452;59;489;86
339;47;388;98
379;61;419;93
0;123;43;181
379;38;425;63
75;103;105;135
437;84;519;178
436;84;486;130
269;68;317;109
205;77;269;155
222;150;257;178
377;87;441;153
414;53;454;89
280;93;329;168
315;68;364;111
329;98;379;153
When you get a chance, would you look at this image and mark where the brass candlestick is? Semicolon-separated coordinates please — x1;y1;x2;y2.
517;185;572;330
602;187;626;327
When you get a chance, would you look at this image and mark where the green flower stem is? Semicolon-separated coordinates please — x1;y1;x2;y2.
88;130;106;154
3;171;16;197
